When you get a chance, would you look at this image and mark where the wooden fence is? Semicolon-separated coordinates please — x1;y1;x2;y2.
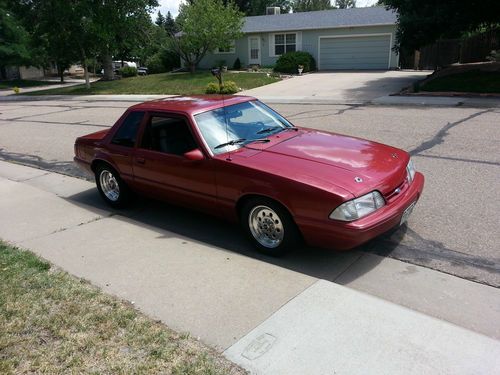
400;28;500;70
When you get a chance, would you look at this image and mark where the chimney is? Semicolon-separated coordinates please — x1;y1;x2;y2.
266;7;281;15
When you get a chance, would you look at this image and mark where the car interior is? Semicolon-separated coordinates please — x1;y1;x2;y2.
141;116;198;156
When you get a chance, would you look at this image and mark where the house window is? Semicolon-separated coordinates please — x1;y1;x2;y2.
216;41;235;54
274;33;296;55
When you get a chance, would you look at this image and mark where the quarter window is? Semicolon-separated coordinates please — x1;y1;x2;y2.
111;111;144;147
274;33;296;56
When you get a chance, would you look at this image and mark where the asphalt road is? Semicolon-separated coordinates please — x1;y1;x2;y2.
0;98;499;287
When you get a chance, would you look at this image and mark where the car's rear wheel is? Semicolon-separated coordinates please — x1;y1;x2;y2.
95;164;131;208
241;198;300;256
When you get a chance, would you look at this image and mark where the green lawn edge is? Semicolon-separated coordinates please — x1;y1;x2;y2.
24;72;280;96
419;70;500;94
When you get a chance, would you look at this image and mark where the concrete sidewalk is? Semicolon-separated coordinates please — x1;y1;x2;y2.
1;161;499;374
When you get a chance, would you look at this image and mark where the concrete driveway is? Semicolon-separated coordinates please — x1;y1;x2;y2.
242;70;430;103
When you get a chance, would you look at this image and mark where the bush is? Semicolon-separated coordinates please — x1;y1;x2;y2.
205;82;220;94
274;51;316;74
146;50;180;74
220;80;239;94
233;57;241;70
205;80;239;94
119;66;137;77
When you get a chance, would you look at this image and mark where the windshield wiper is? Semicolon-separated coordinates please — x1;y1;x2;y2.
245;138;271;145
214;138;246;149
256;126;281;135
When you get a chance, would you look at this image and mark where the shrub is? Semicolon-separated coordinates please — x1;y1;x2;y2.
233;57;241;70
205;82;220;94
119;66;137;77
205;80;239;94
274;51;316;74
145;50;180;74
220;80;239;94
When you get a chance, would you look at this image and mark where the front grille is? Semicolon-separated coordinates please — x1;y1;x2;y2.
384;179;408;203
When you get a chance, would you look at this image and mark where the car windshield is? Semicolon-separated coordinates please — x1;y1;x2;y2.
194;100;294;154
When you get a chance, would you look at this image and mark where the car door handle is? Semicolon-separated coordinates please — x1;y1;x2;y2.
136;157;145;164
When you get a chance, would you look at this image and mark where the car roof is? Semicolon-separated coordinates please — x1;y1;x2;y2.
130;95;256;116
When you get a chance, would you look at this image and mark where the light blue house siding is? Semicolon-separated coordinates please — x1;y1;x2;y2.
198;24;399;71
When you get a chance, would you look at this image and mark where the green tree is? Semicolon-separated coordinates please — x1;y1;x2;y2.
381;0;500;51
164;11;178;35
172;0;243;73
90;0;158;80
155;10;165;26
293;0;333;12
0;0;31;78
335;0;355;8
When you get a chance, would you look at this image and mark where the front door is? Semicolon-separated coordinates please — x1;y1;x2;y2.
132;112;216;212
248;36;261;65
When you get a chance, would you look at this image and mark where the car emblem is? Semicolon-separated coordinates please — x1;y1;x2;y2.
354;177;363;183
394;188;401;194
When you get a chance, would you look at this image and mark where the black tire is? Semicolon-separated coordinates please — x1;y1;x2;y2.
240;197;301;256
95;164;131;208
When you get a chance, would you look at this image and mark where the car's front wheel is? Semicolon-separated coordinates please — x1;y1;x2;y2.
95;164;131;208
241;198;300;256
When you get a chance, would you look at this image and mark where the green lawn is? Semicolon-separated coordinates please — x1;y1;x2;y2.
420;70;500;93
26;71;280;95
0;241;245;374
0;79;61;90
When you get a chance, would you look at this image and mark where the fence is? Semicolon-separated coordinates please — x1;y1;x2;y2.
400;27;500;70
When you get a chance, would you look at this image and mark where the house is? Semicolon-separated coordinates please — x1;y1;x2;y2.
198;6;399;71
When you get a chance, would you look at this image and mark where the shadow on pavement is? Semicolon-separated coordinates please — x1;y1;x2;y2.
66;186;408;283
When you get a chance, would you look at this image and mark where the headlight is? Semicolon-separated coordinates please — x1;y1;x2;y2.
330;191;385;221
406;158;416;183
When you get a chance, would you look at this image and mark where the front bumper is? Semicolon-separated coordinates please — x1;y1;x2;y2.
298;172;425;250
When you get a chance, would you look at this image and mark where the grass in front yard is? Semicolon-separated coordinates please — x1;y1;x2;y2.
0;80;61;90
0;241;245;374
420;70;500;93
25;72;280;95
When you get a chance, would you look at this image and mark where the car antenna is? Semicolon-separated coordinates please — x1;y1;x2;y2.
213;67;232;161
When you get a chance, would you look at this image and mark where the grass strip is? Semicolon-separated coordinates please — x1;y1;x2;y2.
0;241;245;374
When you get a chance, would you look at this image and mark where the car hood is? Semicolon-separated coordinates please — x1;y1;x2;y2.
246;129;409;197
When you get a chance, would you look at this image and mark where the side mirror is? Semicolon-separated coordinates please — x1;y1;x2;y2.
183;148;205;161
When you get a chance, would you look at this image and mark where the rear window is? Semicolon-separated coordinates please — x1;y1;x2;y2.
111;111;145;147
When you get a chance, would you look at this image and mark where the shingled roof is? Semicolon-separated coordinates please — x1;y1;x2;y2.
242;6;397;33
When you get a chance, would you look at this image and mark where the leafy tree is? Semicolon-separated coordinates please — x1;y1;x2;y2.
164;11;178;35
335;0;355;8
0;0;31;77
89;0;159;80
293;0;333;12
171;0;243;73
381;0;500;51
155;10;165;26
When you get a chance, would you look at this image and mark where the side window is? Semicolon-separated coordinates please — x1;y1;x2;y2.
111;111;144;147
141;115;197;156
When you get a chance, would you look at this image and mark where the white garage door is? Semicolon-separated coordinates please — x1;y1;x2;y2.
319;35;391;70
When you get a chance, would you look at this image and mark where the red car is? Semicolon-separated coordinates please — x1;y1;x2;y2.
74;95;424;255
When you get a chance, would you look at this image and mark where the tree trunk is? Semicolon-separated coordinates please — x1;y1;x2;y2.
103;53;114;81
189;63;196;73
83;61;90;89
59;66;64;83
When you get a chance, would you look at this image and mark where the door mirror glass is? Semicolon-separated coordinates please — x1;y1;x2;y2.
183;148;204;161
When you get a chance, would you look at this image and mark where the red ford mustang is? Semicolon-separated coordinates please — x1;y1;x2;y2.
74;95;424;255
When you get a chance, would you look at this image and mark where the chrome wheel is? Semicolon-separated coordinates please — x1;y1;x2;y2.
248;205;285;249
99;170;120;202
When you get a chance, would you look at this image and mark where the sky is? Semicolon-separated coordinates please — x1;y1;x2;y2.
155;0;379;18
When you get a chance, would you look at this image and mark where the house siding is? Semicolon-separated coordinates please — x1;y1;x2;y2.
198;24;398;70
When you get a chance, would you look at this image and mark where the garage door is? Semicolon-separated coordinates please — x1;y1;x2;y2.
319;35;391;70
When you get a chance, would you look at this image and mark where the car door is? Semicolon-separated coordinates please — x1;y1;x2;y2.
132;112;217;212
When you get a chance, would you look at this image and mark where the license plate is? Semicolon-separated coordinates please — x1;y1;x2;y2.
400;201;417;226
